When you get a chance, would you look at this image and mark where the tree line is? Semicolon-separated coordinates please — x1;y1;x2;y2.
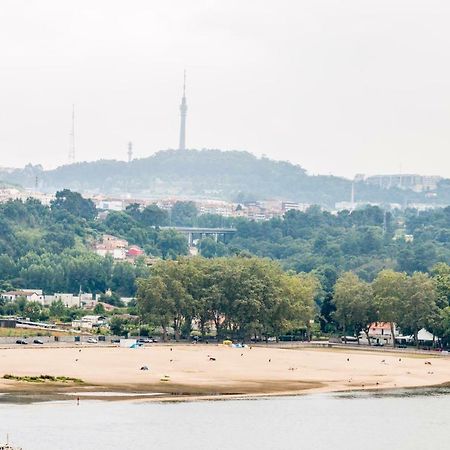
137;257;318;341
135;258;450;346
329;264;450;347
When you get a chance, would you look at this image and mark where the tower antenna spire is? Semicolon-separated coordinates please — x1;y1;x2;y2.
127;141;133;163
178;70;188;151
69;104;76;163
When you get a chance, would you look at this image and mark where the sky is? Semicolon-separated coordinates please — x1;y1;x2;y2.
1;0;450;179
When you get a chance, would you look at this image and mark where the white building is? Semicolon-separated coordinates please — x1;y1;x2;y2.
72;315;106;330
46;293;80;308
1;290;45;304
365;322;398;345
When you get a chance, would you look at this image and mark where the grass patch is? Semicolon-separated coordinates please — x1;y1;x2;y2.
3;374;84;384
0;328;78;337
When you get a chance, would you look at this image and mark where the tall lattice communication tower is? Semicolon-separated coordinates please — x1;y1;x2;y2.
68;104;76;163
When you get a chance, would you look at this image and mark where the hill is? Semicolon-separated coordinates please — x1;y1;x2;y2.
1;149;447;207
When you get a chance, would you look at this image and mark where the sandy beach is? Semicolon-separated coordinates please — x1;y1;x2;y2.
0;344;449;400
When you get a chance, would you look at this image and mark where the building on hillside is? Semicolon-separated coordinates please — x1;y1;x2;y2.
197;200;235;217
79;293;96;309
95;199;125;211
94;234;129;260
45;293;80;308
281;201;311;213
234;202;281;221
1;290;96;309
363;174;442;192
126;245;144;259
1;290;44;303
119;297;136;306
407;203;444;211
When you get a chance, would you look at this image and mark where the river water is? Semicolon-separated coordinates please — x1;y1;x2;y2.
0;389;449;450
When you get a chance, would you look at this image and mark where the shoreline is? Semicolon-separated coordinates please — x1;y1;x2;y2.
0;345;448;403
1;382;449;405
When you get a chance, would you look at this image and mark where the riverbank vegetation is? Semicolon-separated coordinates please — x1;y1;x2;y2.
3;374;84;384
137;257;318;341
1;191;450;345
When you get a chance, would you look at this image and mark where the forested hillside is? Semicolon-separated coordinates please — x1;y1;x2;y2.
0;191;189;296
1;149;444;207
2;191;450;343
1;190;450;297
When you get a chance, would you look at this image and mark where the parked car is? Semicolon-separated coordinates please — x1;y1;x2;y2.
111;338;120;344
15;339;27;345
87;337;98;344
33;339;44;344
137;338;153;344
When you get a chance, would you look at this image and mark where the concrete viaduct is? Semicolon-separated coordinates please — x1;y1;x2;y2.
160;226;237;246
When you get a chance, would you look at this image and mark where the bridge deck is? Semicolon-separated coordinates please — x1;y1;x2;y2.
160;226;237;233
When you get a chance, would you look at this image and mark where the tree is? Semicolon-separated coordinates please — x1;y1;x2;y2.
140;204;169;227
49;300;66;318
23;301;42;322
109;316;128;336
372;270;408;348
333;272;374;344
171;201;198;226
157;229;189;259
199;237;227;258
432;263;450;308
111;262;137;296
140;261;193;340
51;189;97;221
280;272;318;340
438;307;450;348
125;203;141;221
93;303;105;314
401;272;438;347
137;256;318;342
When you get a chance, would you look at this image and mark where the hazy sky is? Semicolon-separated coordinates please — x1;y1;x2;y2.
1;0;450;179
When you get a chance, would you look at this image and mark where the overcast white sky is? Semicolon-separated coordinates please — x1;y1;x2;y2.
1;0;450;178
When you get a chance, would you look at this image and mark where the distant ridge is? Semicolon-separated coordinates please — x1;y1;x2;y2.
1;149;448;207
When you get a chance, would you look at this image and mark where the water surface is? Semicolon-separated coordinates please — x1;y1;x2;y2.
0;389;448;450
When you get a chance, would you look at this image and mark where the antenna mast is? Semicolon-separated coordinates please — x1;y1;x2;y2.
69;104;76;163
127;141;133;163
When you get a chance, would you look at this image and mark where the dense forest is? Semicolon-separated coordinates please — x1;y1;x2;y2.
0;190;189;296
1;191;450;343
2;149;447;207
1;191;450;296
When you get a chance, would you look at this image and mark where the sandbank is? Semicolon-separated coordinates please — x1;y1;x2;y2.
0;344;448;401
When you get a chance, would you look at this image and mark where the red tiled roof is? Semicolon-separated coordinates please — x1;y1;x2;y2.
370;322;392;330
